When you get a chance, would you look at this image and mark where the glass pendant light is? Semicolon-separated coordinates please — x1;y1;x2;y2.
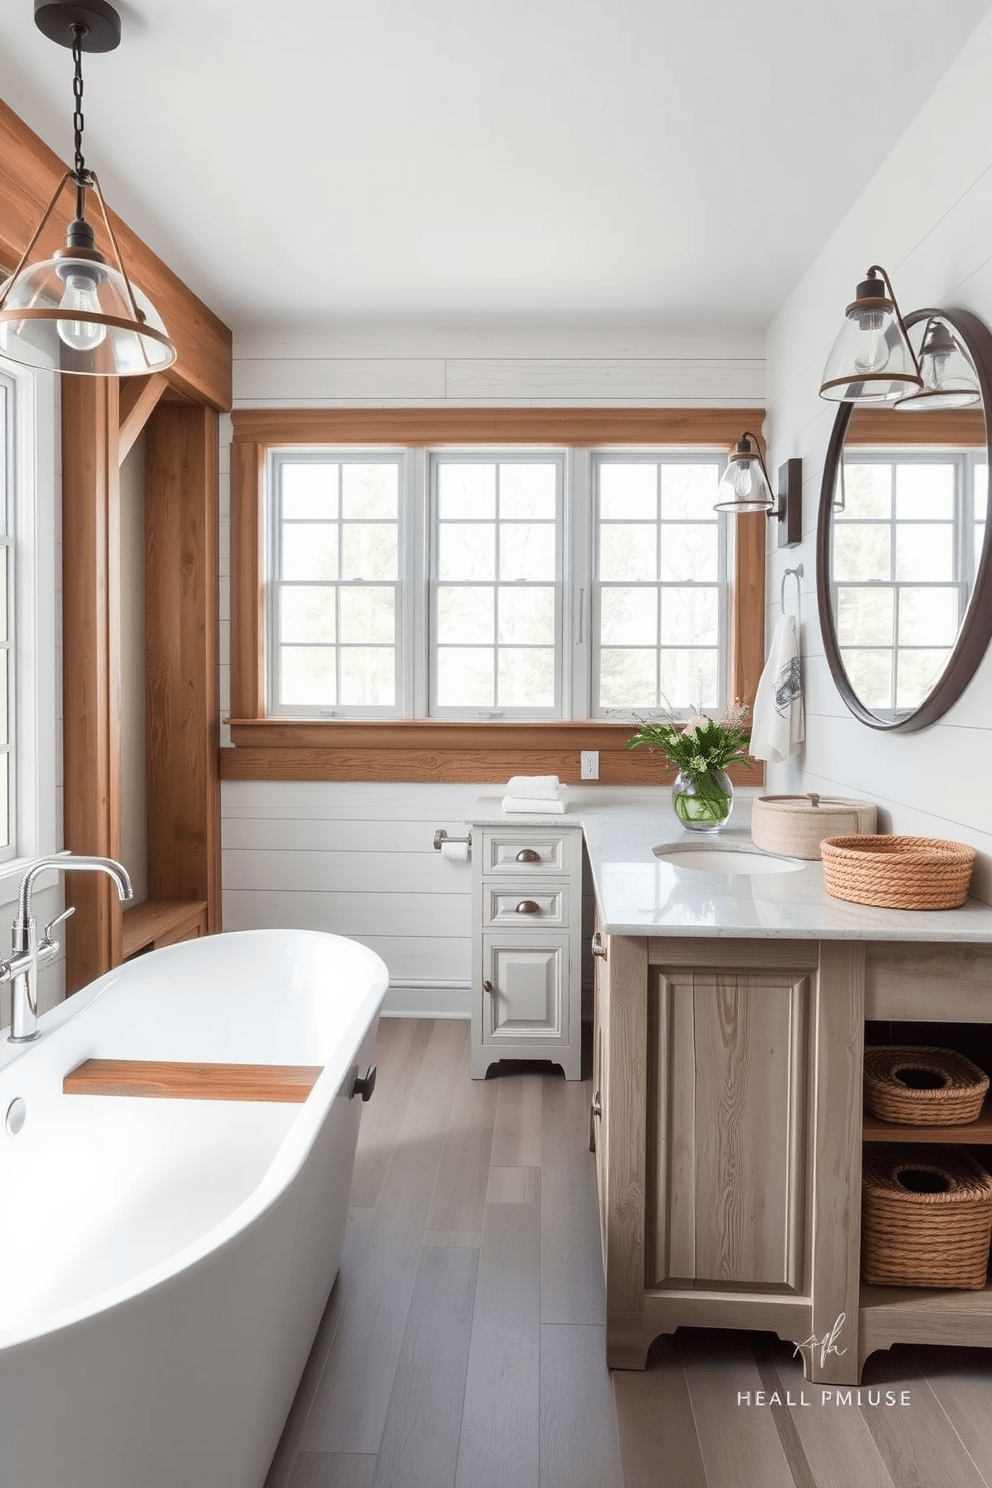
713;433;775;513
893;316;982;411
0;1;176;377
819;266;922;403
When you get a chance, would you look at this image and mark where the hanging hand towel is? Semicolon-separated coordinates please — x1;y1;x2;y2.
501;796;567;815
750;614;804;762
505;775;561;799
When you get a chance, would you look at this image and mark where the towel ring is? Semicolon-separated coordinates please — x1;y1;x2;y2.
781;563;803;617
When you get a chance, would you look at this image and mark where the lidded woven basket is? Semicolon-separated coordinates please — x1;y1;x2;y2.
820;834;976;910
861;1144;992;1289
864;1046;989;1126
751;794;876;859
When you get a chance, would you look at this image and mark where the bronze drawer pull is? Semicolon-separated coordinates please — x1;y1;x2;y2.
591;1090;602;1118
515;900;541;915
591;933;607;959
515;848;541;862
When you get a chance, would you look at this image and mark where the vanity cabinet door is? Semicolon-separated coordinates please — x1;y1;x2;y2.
647;964;811;1293
481;933;570;1046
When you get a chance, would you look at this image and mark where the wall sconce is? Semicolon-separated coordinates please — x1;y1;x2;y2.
713;432;802;548
893;315;982;411
819;266;922;404
0;1;176;377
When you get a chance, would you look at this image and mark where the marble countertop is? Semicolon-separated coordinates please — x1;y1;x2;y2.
467;796;992;942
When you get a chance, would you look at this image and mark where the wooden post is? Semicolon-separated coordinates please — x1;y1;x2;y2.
144;403;221;928
62;376;122;989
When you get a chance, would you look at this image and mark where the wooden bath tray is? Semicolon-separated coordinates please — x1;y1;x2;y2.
63;1058;323;1103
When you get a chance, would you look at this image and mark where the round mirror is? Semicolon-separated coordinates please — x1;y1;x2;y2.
817;307;992;731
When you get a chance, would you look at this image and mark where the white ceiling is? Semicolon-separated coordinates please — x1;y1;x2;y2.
0;0;989;335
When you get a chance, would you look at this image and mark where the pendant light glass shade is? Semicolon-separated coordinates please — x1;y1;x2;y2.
892;316;982;411
0;4;176;377
819;268;923;403
0;237;175;377
713;434;775;513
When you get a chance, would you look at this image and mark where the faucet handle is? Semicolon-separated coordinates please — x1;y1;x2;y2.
40;905;75;948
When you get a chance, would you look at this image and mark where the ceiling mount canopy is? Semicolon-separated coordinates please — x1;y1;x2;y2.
0;1;176;377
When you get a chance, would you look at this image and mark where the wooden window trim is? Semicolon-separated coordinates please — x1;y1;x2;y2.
226;407;767;785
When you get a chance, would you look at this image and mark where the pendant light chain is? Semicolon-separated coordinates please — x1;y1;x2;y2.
71;23;90;218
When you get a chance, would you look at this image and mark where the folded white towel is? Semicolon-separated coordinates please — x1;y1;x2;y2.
750;614;804;762
501;795;567;815
506;774;561;800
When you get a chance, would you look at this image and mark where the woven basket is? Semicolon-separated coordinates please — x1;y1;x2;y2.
864;1046;989;1126
820;834;976;910
862;1145;992;1289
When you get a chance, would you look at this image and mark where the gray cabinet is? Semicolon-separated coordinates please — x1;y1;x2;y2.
470;824;583;1079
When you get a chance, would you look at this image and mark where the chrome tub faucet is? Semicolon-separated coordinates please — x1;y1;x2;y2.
3;854;134;1043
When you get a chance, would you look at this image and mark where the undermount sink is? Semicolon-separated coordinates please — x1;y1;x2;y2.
653;843;806;875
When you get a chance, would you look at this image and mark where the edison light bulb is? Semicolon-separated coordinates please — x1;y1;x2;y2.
56;266;107;352
731;460;756;499
853;310;890;376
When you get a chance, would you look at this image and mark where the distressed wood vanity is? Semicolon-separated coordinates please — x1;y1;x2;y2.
469;798;992;1385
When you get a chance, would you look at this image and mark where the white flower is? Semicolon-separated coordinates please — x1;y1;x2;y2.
681;713;711;740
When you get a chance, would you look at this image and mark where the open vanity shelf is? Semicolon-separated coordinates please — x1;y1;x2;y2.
863;1093;992;1143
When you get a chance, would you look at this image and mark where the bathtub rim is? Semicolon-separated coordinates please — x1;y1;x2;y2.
0;927;387;1353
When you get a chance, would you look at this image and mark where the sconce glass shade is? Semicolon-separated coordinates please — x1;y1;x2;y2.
713;435;775;513
0;248;176;376
819;274;923;403
893;316;982;411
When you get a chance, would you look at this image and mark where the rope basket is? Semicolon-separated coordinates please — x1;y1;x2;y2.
820;835;976;910
862;1145;992;1289
864;1046;990;1126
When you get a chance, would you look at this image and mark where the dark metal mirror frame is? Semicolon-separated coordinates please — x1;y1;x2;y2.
816;305;992;732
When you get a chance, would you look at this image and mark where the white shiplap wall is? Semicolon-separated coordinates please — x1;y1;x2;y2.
220;328;765;1010
762;8;992;906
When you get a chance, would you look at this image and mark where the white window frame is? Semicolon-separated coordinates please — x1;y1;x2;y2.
590;450;729;721
264;443;732;723
267;447;409;719
428;449;566;721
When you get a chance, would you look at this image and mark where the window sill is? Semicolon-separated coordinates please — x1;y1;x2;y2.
221;718;764;786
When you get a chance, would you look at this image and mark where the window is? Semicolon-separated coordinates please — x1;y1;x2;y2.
834;449;986;715
594;455;724;715
432;455;563;718
270;454;403;715
228;408;765;782
267;445;730;722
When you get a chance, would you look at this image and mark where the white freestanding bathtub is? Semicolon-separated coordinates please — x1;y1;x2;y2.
0;928;388;1488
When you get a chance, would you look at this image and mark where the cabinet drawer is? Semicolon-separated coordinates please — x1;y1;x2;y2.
484;884;569;929
481;829;581;877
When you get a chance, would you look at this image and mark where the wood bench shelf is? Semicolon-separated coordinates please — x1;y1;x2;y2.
122;899;209;960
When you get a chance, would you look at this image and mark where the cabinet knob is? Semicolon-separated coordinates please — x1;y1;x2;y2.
515;900;541;915
515;848;541;863
591;933;607;959
484;979;495;994
591;1090;602;1119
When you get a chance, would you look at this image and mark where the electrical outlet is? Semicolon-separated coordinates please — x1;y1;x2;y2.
580;750;599;780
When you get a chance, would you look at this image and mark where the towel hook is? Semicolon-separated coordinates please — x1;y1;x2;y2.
781;563;803;617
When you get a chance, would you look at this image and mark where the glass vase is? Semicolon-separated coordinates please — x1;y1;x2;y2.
672;768;734;833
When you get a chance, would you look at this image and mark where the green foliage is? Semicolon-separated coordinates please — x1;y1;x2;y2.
625;703;751;786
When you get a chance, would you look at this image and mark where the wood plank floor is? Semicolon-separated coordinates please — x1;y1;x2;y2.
265;1017;992;1488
